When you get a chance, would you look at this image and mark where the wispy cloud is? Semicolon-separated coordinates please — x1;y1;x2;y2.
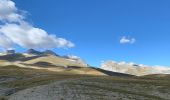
0;0;74;49
120;36;136;44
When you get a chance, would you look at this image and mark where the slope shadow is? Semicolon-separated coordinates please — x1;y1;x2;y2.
67;66;82;69
33;62;57;67
19;55;45;61
0;54;46;62
0;54;25;61
91;67;134;77
22;61;64;68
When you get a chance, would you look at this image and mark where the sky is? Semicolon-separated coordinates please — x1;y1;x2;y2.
0;0;170;67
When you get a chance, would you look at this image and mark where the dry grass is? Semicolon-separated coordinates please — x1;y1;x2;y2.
0;65;170;100
24;55;87;67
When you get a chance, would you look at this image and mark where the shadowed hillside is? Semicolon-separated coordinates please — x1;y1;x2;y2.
92;67;134;77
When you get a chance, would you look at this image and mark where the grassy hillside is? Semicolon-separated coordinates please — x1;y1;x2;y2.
0;65;169;100
0;54;169;100
0;54;132;76
23;55;87;67
0;54;88;67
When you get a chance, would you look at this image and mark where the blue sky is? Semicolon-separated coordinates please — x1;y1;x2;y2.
1;0;170;67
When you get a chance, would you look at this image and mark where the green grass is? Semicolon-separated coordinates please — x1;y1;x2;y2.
0;65;170;100
71;83;166;100
0;65;95;90
63;76;170;100
2;75;84;89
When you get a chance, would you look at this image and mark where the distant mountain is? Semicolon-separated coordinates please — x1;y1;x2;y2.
0;50;134;77
0;49;89;68
43;50;59;56
101;60;170;76
26;49;58;56
26;49;43;55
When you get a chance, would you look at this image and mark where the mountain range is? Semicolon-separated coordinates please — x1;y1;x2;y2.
0;49;170;100
0;49;133;77
101;60;170;76
1;49;170;76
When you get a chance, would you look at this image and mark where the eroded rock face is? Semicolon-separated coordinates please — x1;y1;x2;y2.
101;61;170;76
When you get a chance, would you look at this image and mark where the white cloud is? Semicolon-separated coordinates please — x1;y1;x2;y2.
0;33;13;48
120;36;136;44
0;0;74;49
0;0;24;22
0;23;74;49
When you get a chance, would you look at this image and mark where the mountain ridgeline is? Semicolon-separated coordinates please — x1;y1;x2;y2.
26;49;59;56
0;49;133;77
101;60;170;76
0;49;170;76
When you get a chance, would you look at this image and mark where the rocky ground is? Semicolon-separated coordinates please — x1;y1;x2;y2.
7;77;170;100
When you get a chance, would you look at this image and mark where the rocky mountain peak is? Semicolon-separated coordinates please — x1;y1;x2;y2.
26;49;43;55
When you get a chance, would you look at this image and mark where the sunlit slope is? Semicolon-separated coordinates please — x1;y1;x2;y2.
0;54;133;76
141;74;170;80
24;55;87;67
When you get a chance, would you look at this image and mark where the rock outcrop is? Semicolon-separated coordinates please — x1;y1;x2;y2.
101;60;170;76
